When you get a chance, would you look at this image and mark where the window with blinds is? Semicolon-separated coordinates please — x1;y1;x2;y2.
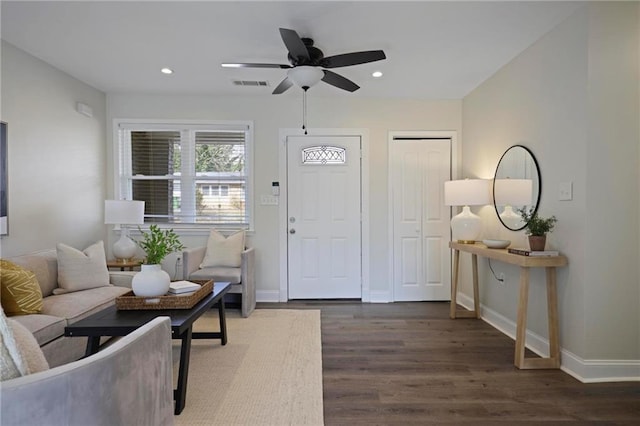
115;121;252;228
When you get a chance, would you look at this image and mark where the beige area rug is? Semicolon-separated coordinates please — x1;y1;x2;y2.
173;309;324;426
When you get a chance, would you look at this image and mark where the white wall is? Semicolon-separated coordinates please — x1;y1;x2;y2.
106;94;462;299
463;3;639;380
0;42;107;257
2;3;637;383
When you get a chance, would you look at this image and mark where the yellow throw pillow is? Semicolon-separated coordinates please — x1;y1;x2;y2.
0;260;44;316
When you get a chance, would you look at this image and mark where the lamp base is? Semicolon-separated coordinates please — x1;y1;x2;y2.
450;206;483;243
112;227;137;260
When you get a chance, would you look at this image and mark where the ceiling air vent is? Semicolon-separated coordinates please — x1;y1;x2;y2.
232;80;269;87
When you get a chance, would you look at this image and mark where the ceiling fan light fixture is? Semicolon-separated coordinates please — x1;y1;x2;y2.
287;66;323;89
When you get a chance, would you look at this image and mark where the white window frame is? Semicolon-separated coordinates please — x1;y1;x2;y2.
112;119;254;232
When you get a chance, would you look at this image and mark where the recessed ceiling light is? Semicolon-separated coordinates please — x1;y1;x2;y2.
372;71;383;78
161;68;173;75
221;63;242;68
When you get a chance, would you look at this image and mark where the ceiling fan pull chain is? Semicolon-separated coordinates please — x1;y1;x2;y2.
303;88;308;135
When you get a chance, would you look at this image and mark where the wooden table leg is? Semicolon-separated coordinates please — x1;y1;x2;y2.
450;248;479;319
174;327;193;415
450;249;460;319
515;266;561;369
218;297;228;346
471;253;480;319
515;267;530;368
84;336;101;358
546;267;561;368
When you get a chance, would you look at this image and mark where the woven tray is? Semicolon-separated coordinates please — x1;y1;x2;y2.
115;280;213;310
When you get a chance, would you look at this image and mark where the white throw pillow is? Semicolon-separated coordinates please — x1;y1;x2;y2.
1;306;26;380
54;241;110;294
1;306;49;380
200;230;245;268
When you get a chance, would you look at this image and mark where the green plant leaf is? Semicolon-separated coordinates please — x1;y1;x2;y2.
517;207;557;236
135;224;185;265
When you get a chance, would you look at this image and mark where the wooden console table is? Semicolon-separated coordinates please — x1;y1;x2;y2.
449;242;568;369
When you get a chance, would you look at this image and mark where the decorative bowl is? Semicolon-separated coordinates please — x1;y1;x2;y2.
482;239;511;249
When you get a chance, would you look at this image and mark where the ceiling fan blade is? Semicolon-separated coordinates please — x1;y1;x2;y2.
279;28;310;62
321;70;360;92
272;77;293;95
221;63;291;69
320;50;386;68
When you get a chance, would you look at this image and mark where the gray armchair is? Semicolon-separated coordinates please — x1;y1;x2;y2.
183;246;255;317
0;317;174;426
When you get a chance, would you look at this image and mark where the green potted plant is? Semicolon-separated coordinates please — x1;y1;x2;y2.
136;224;185;265
517;207;557;251
131;225;185;296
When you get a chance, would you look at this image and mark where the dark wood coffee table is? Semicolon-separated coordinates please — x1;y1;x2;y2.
65;281;231;415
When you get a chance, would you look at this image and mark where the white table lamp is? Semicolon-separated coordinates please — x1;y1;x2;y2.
444;179;491;243
493;179;533;229
104;200;145;261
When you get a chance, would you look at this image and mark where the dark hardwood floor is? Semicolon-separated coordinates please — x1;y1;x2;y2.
256;301;639;425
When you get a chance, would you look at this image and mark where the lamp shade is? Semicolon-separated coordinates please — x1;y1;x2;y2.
444;179;491;206
104;200;145;225
287;66;324;89
493;179;532;206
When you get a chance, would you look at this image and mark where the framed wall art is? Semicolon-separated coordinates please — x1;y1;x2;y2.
1;121;7;235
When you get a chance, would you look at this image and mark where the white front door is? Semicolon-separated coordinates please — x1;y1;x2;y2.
391;138;451;301
287;135;362;299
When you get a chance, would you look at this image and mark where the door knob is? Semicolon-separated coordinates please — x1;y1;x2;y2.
289;228;296;234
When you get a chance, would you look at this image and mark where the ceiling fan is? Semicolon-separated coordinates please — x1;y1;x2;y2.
222;28;386;94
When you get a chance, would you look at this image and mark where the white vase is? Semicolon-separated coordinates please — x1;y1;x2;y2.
131;264;171;297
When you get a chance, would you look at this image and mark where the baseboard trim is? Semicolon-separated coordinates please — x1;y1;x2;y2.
456;292;640;383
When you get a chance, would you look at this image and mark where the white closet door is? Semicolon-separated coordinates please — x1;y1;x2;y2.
392;139;451;301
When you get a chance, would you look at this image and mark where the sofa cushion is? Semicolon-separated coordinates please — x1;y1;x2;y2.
190;267;241;284
54;241;110;294
200;229;245;268
10;314;66;347
8;250;58;297
0;260;43;316
43;285;130;324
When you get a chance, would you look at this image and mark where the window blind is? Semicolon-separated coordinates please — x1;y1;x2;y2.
115;121;252;227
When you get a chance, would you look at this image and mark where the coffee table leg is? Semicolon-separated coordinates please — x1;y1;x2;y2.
174;327;193;415
218;298;227;345
84;337;100;357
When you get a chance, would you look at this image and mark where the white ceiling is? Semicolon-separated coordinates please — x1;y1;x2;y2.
1;1;584;100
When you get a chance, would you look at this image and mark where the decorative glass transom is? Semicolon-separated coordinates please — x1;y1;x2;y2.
302;146;346;164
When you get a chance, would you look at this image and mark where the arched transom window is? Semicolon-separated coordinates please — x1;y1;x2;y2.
301;146;346;165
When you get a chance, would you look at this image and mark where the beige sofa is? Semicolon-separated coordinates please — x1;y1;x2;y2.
8;249;135;367
0;316;174;426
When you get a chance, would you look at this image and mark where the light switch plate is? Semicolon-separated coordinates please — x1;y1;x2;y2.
260;195;279;205
559;181;573;201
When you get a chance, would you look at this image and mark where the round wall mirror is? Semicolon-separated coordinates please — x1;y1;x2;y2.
493;145;541;231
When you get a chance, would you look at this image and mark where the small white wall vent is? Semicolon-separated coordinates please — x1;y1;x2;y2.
76;102;93;117
232;80;269;87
